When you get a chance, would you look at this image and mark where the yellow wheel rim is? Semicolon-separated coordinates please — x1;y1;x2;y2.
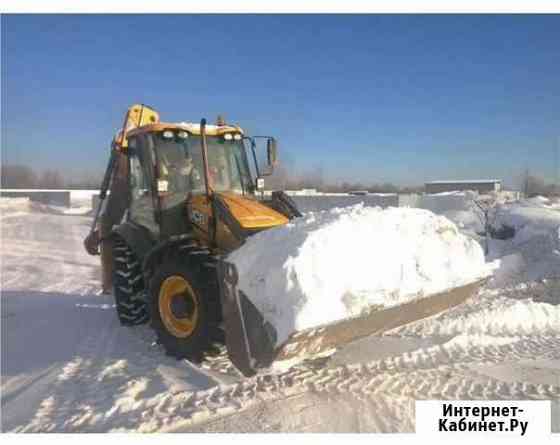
158;275;199;338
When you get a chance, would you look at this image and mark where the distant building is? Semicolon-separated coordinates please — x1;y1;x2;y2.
425;179;502;194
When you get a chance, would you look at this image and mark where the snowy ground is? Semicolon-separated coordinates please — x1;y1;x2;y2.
1;196;559;432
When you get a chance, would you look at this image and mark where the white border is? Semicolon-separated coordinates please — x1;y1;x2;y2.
1;3;558;444
0;431;559;443
1;0;560;13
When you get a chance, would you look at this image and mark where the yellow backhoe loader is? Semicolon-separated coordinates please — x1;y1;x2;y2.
84;104;484;377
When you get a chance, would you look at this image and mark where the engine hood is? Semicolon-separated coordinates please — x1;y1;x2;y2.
216;192;289;230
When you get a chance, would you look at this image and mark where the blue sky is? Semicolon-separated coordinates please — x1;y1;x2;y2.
2;14;559;187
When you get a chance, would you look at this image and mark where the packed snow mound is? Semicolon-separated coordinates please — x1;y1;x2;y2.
526;195;560;210
406;191;488;236
228;204;494;346
394;281;560;338
0;197;30;209
0;196;91;216
419;191;478;213
489;199;560;284
0;197;31;219
494;199;560;235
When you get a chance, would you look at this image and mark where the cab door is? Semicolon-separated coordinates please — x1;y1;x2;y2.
127;136;159;236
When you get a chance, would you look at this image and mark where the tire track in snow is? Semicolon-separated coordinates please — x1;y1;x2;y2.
16;329;559;432
13;319;222;433
19;333;556;432
167;334;559;432
16;320;118;432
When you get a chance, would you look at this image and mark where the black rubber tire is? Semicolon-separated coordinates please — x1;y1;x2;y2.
149;251;220;362
112;238;149;326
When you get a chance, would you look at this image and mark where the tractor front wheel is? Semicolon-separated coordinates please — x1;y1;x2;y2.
149;259;212;362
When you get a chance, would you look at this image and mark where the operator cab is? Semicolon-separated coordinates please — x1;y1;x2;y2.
125;121;285;246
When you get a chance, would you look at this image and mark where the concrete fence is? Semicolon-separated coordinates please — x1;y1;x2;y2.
9;189;518;216
291;194;399;212
88;193;463;214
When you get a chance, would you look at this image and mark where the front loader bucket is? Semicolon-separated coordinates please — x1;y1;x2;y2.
217;259;485;377
217;260;276;377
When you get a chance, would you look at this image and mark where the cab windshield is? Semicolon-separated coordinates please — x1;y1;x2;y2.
206;136;254;195
153;132;254;207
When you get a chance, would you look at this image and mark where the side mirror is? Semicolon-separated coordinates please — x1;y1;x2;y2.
266;138;278;168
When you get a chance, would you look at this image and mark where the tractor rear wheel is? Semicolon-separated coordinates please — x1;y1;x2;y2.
149;254;218;362
112;237;149;326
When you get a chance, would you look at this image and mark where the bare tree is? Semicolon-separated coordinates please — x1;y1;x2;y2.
473;196;497;255
516;169;559;197
264;155;295;190
526;175;559;197
37;169;65;189
1;164;38;188
66;172;104;189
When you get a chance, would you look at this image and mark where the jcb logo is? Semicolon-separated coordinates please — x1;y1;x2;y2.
191;209;205;226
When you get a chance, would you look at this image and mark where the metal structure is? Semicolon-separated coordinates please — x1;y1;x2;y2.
425;180;502;194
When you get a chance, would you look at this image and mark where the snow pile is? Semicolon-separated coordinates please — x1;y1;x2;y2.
489;199;560;284
35;203;92;215
415;191;484;235
70;189;98;204
494;199;560;236
395;279;560;339
0;196;91;217
69;189;97;213
491;253;526;287
526;195;560;210
395;291;559;337
228;204;493;346
413;193;560;285
0;196;30;209
0;197;31;219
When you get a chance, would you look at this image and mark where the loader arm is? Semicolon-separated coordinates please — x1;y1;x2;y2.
84;149;118;255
